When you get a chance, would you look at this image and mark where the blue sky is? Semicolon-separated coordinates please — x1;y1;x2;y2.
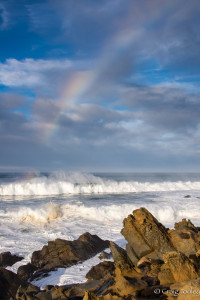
0;0;200;171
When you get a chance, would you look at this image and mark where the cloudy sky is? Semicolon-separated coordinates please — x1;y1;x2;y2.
0;0;200;172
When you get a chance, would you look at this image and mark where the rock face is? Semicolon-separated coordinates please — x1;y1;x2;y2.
158;251;199;284
86;261;115;280
168;218;200;256
31;232;109;269
121;207;175;263
109;241;133;271
0;268;28;300
0;251;23;267
17;263;38;281
169;278;200;300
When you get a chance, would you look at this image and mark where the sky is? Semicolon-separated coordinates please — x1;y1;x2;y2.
0;0;200;172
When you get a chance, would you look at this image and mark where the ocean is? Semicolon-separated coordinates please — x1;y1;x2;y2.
0;171;200;288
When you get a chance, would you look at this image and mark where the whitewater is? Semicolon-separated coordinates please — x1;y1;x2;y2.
1;171;200;288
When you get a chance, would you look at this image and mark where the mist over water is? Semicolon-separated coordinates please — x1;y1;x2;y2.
1;171;200;287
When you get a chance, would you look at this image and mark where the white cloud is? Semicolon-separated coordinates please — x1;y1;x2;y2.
0;3;9;30
0;58;72;87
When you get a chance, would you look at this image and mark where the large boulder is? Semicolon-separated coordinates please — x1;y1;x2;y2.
0;251;23;267
31;232;109;269
158;251;199;285
121;207;175;263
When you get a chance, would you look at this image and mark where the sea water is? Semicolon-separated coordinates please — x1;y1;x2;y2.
0;171;200;288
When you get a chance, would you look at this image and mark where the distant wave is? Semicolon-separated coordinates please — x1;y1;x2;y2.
0;172;200;196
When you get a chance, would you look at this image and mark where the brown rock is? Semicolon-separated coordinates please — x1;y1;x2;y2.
137;257;163;278
31;232;109;269
158;251;199;285
83;291;125;300
169;278;200;299
112;267;148;298
121;208;175;262
0;267;28;300
17;263;38;281
86;261;115;281
109;242;133;271
169;219;200;257
0;251;23;267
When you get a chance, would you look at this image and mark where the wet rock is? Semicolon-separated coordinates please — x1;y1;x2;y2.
158;251;199;285
86;261;115;281
0;251;23;267
17;263;38;281
169;219;200;257
121;208;175;263
31;232;109;269
98;251;112;260
0;267;28;300
30;267;57;281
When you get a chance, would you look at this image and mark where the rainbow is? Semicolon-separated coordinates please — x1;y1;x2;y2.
44;3;145;144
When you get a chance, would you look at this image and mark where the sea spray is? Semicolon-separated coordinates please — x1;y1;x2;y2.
1;172;200;196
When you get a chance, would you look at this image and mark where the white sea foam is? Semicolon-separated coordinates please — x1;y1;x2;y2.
1;172;200;287
8;202;63;223
0;172;200;196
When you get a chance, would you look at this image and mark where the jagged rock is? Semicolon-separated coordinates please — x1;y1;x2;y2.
158;251;199;285
0;251;23;267
31;232;109;269
174;219;198;232
86;261;115;280
168;219;200;257
98;251;112;260
137;257;163;278
121;208;175;263
17;263;38;281
0;267;28;300
112;267;148;298
109;242;133;271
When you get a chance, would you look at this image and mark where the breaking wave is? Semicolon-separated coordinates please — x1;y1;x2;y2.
9;202;63;223
1;172;200;196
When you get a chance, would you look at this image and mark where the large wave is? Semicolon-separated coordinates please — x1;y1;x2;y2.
0;172;200;196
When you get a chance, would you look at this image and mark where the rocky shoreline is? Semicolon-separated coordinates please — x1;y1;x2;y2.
1;207;200;299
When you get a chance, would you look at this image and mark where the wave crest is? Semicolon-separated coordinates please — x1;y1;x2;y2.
10;202;63;223
1;172;200;196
